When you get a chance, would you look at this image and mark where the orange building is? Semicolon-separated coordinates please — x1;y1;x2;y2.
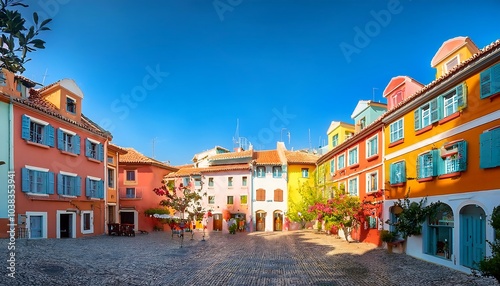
382;37;500;273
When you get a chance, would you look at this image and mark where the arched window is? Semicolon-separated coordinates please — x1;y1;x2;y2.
425;203;454;259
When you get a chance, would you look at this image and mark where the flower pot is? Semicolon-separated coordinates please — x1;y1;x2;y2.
387;243;393;253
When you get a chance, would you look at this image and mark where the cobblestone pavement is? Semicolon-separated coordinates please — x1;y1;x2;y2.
1;230;498;286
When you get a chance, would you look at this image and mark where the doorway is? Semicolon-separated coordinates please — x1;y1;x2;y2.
273;211;283;231
256;211;266;231
213;214;222;231
460;204;486;269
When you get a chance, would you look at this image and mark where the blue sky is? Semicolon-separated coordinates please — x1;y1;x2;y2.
20;0;500;166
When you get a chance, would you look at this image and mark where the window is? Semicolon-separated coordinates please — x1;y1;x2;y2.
85;139;103;161
227;196;234;205
126;170;136;182
274;189;283;202
366;172;378;192
301;168;309;178
439;140;467;176
21;115;55;147
125;188;136;198
208;196;215;204
242;176;247;187
0;71;5;86
228;177;233;187
366;135;378;158
81;211;94;234
66;97;76;113
107;168;115;188
480;63;500;99
194;178;201;187
107;156;114;164
21;167;54;194
256;166;266;178
389;161;406;185
256;188;265;201
348;147;358;166
183;177;190;187
417;150;439;179
480;127;500;169
415;84;467;130
57;128;80;154
57;173;81;196
208;178;214;187
389;119;404;143
348;177;358;196
330;160;335;174
391;90;403;107
337;154;345;170
240;195;247;204
272;166;282;178
359;117;366;130
425;203;453;260
86;177;104;198
332;134;339;147
444;55;459;73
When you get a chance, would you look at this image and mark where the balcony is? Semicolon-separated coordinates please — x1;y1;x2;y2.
119;188;143;199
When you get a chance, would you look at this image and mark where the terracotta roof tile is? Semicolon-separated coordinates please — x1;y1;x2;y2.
165;163;250;178
284;151;319;165
255;150;282;165
119;147;178;171
208;149;253;161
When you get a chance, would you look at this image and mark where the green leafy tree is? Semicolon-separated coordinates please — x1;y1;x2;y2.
0;0;51;74
479;206;500;283
288;181;325;229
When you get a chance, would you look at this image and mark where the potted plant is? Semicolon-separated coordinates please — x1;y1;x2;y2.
380;230;396;253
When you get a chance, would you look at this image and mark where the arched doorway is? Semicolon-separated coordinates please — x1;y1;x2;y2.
256;211;266;231
213;213;222;231
273;211;283;231
460;204;486;269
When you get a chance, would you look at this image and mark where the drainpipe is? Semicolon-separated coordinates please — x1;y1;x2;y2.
103;138;109;235
249;160;255;232
8;97;13;172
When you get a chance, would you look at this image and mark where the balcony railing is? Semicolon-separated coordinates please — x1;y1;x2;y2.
119;188;143;199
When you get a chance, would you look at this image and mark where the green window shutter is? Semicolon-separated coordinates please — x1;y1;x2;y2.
414;109;421;130
389;163;395;184
47;172;55;195
492;129;500;168
430;97;440;123
457;141;468;172
400;161;406;183
432;149;440;176
57;174;63;195
45;125;55;147
74;135;81;155
75;176;81;196
416;156;422;179
457;83;467;109
21;168;29;192
57;129;63;150
21;115;31;140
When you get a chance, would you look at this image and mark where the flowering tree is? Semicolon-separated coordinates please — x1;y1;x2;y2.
288;181;325;229
308;190;362;243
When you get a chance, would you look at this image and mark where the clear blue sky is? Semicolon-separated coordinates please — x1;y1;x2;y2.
20;0;500;166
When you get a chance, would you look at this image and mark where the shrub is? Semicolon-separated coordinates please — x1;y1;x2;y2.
478;206;500;283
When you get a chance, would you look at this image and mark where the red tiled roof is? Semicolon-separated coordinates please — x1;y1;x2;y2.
284;151;319;165
164;167;202;178
254;150;282;165
164;163;250;178
14;75;38;87
208;149;253;160
119;147;178;171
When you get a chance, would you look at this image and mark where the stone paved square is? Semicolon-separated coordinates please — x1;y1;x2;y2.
1;230;498;286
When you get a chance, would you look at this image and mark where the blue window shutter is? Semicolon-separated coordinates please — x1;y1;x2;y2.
492;129;500;168
400;161;406;183
74;135;81;155
430;97;440;123
492;64;500;96
330;160;335;173
85;139;91;157
85;177;91;197
457;83;467;109
432;149;440;176
479;131;492;168
45;125;55;147
21;115;31;140
389;163;395;184
57;174;63;195
416;156;422;179
57;128;63;150
457;141;468;172
98;143;104;161
21;168;29;192
47;172;55;195
99;180;104;199
480;68;492;98
414;109;421;130
75;176;81;196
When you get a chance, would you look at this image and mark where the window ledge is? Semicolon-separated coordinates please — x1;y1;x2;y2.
61;150;78;157
390;183;405;187
26;141;50;149
87;157;101;163
415;125;433;136
417;177;434;183
388;139;404;148
26;193;49;197
438;112;460;125
438;172;461;179
487;92;500;101
60;195;77;199
366;154;379;162
349;163;360;169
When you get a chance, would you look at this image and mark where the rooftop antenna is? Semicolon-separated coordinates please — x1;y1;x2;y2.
372;87;378;101
42;68;49;85
233;118;239;150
